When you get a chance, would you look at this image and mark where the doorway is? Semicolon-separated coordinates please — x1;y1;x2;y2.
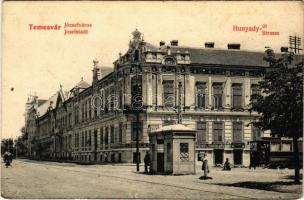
214;149;224;165
157;153;164;172
233;149;243;165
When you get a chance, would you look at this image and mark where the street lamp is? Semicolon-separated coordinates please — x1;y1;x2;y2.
128;62;143;172
134;64;142;172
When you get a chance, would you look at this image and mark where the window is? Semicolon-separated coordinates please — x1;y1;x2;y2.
252;125;261;141
152;74;157;105
88;130;92;147
213;122;223;142
88;99;92;119
163;80;174;108
81;131;84;147
93;97;98;117
74;108;78;123
75;132;79;148
100;127;104;145
104;89;109;112
94;129;98;149
233;122;243;142
134;50;139;62
196;82;206;108
119;89;123;109
197;122;207;143
232;84;242;108
84;130;87;147
251;84;260;107
110;88;114;111
213;83;223;109
180;143;189;161
110;126;114;144
105;127;109;145
100;89;104;113
157;140;164;152
132;121;143;141
119;123;123;143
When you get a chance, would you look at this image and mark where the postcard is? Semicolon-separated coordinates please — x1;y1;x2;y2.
1;1;303;199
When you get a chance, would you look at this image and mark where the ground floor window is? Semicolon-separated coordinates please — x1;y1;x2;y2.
111;154;115;162
180;143;189;162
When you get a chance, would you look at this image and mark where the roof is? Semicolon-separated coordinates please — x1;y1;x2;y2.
148;43;303;67
171;46;270;67
101;67;113;77
75;80;90;89
36;92;58;117
144;42;159;51
151;124;195;133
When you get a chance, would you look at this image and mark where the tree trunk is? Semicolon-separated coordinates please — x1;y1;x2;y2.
292;136;300;183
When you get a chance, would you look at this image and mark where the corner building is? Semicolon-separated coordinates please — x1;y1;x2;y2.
25;29;272;166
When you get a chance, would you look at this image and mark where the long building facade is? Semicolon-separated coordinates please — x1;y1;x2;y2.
25;29;275;166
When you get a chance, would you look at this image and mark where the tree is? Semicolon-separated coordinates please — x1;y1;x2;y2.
1;138;14;155
250;50;303;183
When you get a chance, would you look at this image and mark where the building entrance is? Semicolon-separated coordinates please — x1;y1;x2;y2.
233;149;243;165
214;149;224;165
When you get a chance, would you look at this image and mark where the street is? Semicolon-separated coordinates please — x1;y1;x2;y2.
1;159;302;199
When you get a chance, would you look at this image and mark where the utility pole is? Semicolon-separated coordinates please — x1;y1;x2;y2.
289;36;302;54
134;65;141;172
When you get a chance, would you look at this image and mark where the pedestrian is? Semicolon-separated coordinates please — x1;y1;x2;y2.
201;154;212;179
249;152;257;170
144;151;151;173
223;158;231;171
8;152;13;167
3;151;12;168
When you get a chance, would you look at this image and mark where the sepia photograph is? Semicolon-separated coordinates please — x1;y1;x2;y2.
1;1;303;199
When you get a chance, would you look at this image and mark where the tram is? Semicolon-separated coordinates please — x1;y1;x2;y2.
249;137;303;168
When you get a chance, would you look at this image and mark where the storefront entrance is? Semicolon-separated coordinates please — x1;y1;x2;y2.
233;149;243;165
214;149;224;165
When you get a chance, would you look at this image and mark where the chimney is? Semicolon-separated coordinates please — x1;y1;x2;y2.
160;41;165;47
280;46;288;53
205;42;214;48
170;40;178;46
228;43;241;50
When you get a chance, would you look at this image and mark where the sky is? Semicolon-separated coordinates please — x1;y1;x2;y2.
2;1;303;139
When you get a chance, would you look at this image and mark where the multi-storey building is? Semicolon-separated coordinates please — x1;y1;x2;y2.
25;29;286;166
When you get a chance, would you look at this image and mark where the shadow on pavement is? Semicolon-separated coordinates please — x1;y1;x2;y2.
282;174;303;180
213;181;302;193
199;176;213;180
20;159;76;167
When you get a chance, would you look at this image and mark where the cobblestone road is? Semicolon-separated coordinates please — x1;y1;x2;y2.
1;159;302;199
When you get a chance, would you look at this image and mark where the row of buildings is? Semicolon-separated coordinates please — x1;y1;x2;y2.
25;29;296;166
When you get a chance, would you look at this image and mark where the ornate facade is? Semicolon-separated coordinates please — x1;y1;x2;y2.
25;29;274;166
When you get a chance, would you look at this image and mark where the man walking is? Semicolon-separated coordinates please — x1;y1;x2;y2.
144;151;151;173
